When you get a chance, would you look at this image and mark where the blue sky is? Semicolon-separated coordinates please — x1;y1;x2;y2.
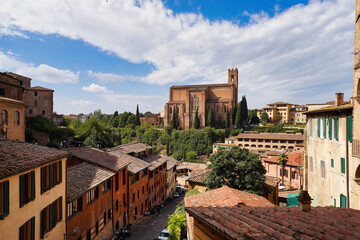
0;0;355;114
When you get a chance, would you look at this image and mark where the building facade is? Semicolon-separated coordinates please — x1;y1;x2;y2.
0;139;68;240
166;157;178;198
257;102;296;123
0;96;25;141
164;68;238;129
140;113;164;127
23;87;54;119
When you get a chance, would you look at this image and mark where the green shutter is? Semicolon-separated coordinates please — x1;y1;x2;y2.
59;197;62;221
329;117;332;140
335;117;338;140
317;118;320;137
59;161;62;183
4;180;9;214
334;198;336;207
341;157;346;174
331;159;334;168
19;175;25;208
31;171;35;200
19;224;24;240
31;216;35;240
340;194;347;208
41;167;45;194
49;164;54;188
323;118;326;138
309;119;312;136
347;116;353;142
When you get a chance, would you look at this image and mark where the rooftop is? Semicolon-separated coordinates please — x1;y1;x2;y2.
108;142;152;154
67;162;115;202
263;150;303;167
237;132;304;141
0;96;25;105
177;162;208;171
186;169;211;184
65;146;131;172
0;139;69;180
304;103;353;115
107;150;150;174
171;83;232;89
30;86;54;91
264;176;281;193
165;156;178;170
186;205;360;240
139;154;168;171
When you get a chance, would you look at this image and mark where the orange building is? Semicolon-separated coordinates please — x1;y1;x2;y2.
164;68;238;129
0;96;25;141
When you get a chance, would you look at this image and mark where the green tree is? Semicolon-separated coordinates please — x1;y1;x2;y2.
171;106;177;129
225;107;230;128
260;112;269;123
217;112;223;129
277;153;289;186
135;104;141;125
186;151;198;161
166;140;170;156
193;108;200;129
206;147;266;195
234;102;242;128
126;114;137;126
241;95;248;124
206;107;214;127
272;113;282;124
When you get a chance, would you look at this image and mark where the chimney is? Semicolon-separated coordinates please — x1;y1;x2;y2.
296;190;312;212
335;93;344;106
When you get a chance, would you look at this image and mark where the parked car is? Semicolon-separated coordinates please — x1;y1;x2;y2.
158;228;169;240
174;192;180;198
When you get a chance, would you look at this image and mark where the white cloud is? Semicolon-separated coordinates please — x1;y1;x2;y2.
88;70;140;83
0;51;79;83
0;0;355;108
70;100;94;107
82;83;111;93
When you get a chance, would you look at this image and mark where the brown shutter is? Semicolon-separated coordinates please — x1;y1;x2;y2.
19;175;25;208
3;180;9;214
41;167;45;194
31;171;35;200
59;161;62;183
31;216;35;240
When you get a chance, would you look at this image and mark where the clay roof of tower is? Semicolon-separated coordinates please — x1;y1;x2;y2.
0;139;69;180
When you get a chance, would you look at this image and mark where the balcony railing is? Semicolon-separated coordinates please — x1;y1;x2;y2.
352;139;360;157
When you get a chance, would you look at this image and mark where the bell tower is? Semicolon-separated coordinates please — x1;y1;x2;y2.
228;68;238;107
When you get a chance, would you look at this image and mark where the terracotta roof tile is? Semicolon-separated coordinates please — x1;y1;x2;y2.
139;154;168;171
107;150;150;174
177;162;207;171
263;151;303;167
186;169;211;184
65;146;131;171
108;143;152;154
237;133;304;141
0;139;69;180
264;176;281;193
304;103;353;114
165;156;178;170
67;162;114;202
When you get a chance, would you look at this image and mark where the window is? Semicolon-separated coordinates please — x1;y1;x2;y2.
334;117;338;140
0;180;9;218
321;160;325;178
104;212;107;225
34;100;38;106
334;198;336;207
41;161;62;194
331;158;334;168
141;169;147;178
317;118;320;138
34;91;38;97
86;229;91;240
86;186;99;204
133;193;135;202
95;221;99;234
310;157;313;172
192;95;199;111
329;117;332;139
19;171;35;208
130;173;139;185
116;200;119;212
123;169;126;185
67;197;82;218
29;109;33;114
19;217;35;240
291;171;298;179
322;118;326;138
42;110;46;115
115;173;119;192
14;111;20;126
280;169;288;177
1;110;8;125
101;179;111;194
341;157;346;174
347;116;353;142
40;197;62;238
340;194;347;208
137;190;139;199
108;209;111;220
0;88;5;96
123;193;126;206
142;186;144;194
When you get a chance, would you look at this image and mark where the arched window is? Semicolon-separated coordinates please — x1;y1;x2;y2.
1;110;8;125
192;95;199;111
355;165;360;179
14;111;20;125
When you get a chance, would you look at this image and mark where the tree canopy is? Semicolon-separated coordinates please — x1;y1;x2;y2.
206;147;266;196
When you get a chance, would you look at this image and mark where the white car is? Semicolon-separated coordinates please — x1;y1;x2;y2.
158;228;169;240
174;192;180;198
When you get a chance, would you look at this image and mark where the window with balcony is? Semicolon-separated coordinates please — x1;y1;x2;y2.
67;197;82;218
101;179;112;194
86;186;99;204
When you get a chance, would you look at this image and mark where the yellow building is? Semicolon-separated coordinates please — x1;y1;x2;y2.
0;139;68;240
257;102;296;123
165;157;178;198
185;169;211;193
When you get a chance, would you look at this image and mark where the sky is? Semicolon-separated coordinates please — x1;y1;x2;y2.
0;0;356;114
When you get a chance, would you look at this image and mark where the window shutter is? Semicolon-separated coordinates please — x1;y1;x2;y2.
49;203;54;231
41;167;45;194
334;198;336;207
323;118;326;138
335;117;338;140
59;197;63;221
329;117;332;140
331;158;334;168
317;118;320;137
31;171;35;200
49;164;54;188
31;216;35;240
309;119;312;136
19;224;24;240
40;209;45;239
59;161;62;183
341;157;346;174
347;116;353;142
4;180;9;214
19;175;25;208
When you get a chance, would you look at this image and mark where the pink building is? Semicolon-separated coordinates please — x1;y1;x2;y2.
263;150;304;190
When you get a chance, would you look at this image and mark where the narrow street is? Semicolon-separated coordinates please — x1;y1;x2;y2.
128;194;185;240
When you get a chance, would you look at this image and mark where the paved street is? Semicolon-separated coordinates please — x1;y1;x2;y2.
128;194;185;240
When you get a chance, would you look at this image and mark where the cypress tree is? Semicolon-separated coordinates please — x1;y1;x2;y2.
166;140;170;156
217;112;223;129
206;107;214;127
194;108;200;129
235;101;242;128
135;104;140;125
241;96;248;124
171;106;177;129
225;107;230;128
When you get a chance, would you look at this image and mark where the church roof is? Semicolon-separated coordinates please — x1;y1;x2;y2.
171;83;232;89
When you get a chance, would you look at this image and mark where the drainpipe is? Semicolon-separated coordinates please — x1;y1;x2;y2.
346;112;350;208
